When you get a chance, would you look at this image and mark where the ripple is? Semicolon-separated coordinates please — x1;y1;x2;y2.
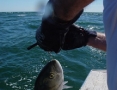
0;12;106;90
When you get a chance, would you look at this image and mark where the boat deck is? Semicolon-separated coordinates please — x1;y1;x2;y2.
80;70;108;90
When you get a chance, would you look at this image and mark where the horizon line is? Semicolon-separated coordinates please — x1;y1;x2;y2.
0;11;103;13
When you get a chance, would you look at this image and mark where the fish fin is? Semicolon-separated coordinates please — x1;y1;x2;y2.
63;81;72;89
63;85;72;89
63;81;68;85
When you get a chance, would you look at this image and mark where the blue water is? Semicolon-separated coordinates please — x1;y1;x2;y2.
0;12;106;90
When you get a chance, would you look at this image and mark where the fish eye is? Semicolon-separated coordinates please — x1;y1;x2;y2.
49;72;54;79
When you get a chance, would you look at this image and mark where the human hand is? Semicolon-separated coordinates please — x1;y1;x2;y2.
27;1;84;53
62;24;97;50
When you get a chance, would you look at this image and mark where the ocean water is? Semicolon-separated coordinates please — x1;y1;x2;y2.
0;12;106;90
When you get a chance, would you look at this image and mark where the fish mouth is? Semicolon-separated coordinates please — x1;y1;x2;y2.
50;59;63;73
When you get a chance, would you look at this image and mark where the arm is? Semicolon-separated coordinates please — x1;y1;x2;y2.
53;0;107;51
87;32;106;51
53;0;94;21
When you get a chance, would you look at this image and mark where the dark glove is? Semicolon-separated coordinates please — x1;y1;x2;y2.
27;0;83;53
62;24;97;50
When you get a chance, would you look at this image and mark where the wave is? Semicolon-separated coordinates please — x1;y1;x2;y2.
17;14;26;17
0;12;106;90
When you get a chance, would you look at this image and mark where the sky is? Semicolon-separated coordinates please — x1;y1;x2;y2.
0;0;103;12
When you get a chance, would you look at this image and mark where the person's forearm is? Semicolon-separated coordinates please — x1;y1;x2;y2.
53;0;94;21
87;32;106;51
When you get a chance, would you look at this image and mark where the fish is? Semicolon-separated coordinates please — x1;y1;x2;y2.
34;59;72;90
